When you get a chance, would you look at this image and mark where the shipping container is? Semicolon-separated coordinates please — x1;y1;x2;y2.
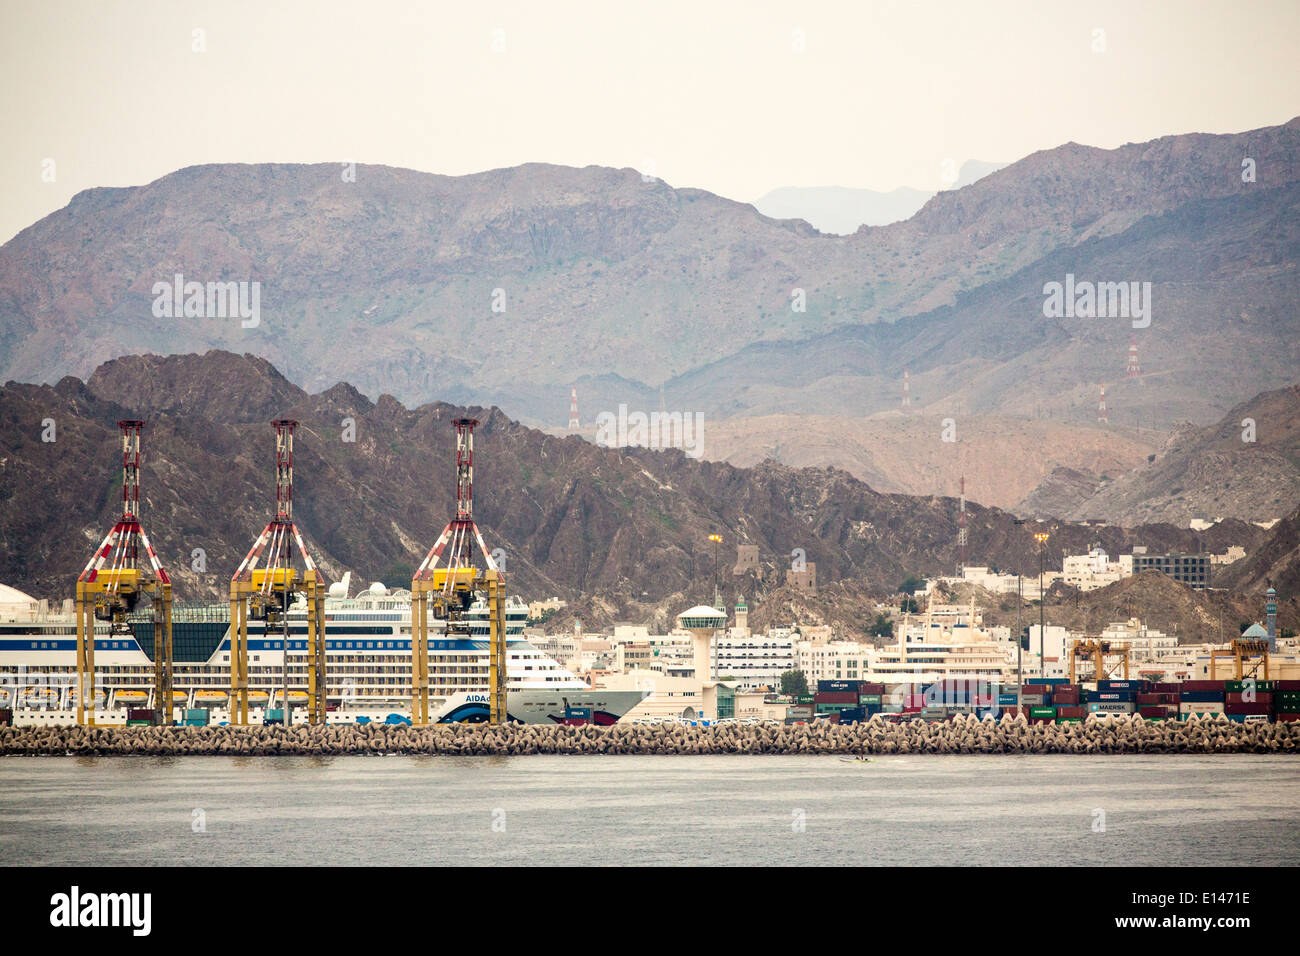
1181;680;1227;692
859;694;883;705
817;680;857;693
1055;706;1086;719
1179;690;1226;703
1029;706;1057;717
1275;680;1300;691
814;691;858;704
1224;702;1270;716
1226;692;1273;706
1020;693;1045;706
1276;713;1300;723
1226;680;1275;693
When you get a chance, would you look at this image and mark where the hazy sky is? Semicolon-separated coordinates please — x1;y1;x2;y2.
2;0;1298;243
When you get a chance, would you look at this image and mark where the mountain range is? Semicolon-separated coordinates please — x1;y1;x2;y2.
2;119;1297;438
752;160;1008;233
0;352;1277;635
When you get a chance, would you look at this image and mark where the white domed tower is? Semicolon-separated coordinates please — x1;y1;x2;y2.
677;604;727;683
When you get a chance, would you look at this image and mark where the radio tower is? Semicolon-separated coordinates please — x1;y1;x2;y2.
410;419;506;725
956;474;968;574
1126;335;1141;379
568;387;579;429
1098;385;1109;423
902;368;912;409
75;421;173;726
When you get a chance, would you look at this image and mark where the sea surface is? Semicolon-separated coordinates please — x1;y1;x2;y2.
2;754;1296;866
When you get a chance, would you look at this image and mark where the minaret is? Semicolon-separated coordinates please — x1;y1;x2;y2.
1098;385;1108;423
568;387;579;430
1267;587;1278;651
902;368;912;409
735;594;748;635
956;475;968;573
1126;335;1141;379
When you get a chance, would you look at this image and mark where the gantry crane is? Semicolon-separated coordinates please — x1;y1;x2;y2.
1209;637;1271;681
75;420;173;726
1069;639;1130;684
229;420;327;725
411;418;506;725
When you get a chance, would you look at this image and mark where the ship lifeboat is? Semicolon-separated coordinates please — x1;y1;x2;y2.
194;691;229;703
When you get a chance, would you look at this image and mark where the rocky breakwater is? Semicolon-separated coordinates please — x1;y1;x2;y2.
3;714;1299;756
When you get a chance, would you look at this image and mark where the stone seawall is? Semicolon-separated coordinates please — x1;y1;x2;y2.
3;714;1298;756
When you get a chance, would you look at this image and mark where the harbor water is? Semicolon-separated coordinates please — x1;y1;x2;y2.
2;754;1296;866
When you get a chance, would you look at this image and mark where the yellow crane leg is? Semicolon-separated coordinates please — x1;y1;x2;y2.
411;590;429;725
75;584;94;726
488;576;506;725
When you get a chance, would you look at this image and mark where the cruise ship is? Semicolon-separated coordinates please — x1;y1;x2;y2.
0;578;645;726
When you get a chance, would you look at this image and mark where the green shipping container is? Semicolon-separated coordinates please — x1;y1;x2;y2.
859;694;883;705
1226;680;1275;692
1030;706;1056;717
1057;717;1082;724
797;695;815;705
126;719;151;726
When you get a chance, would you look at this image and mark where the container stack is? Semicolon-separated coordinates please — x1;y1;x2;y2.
1278;681;1300;722
1225;679;1272;723
1179;680;1226;720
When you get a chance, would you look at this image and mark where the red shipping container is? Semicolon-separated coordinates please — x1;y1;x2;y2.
1136;693;1160;705
859;682;886;695
1138;706;1169;718
814;692;858;704
1021;684;1050;694
1056;706;1086;718
1275;680;1300;691
1226;692;1273;706
1276;713;1300;723
1183;680;1227;691
1224;702;1270;715
1151;682;1182;693
905;694;926;708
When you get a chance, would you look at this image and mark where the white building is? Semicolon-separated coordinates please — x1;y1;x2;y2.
712;631;795;691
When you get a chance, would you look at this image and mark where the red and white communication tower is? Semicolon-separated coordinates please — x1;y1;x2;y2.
1098;385;1109;423
229;419;327;725
410;418;506;724
75;420;174;725
1126;335;1141;379
568;387;580;429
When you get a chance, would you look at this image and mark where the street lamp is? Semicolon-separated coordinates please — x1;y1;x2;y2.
1012;519;1026;709
708;534;723;609
1035;531;1050;677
